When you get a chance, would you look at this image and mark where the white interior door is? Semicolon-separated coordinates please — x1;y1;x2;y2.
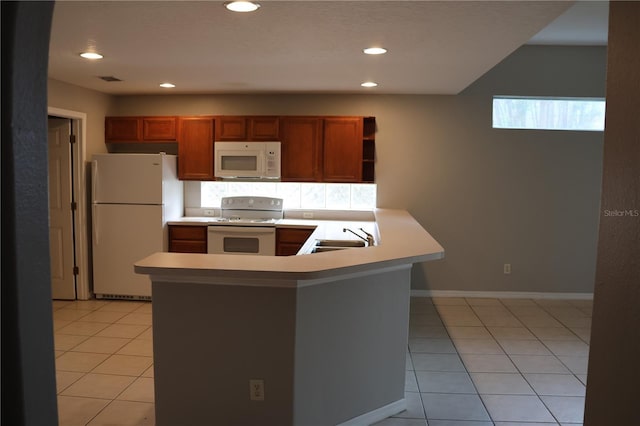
48;118;76;300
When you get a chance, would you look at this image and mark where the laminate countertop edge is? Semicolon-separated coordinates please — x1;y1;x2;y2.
135;209;444;283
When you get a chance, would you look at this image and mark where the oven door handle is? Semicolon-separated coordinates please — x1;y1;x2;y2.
207;226;275;234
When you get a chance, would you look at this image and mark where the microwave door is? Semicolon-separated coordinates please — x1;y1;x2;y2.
216;150;264;178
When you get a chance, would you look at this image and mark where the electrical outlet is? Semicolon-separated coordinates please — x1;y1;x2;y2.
504;263;511;274
303;212;314;219
249;379;264;401
203;209;215;217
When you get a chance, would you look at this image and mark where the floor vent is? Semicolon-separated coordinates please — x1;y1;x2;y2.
95;293;152;301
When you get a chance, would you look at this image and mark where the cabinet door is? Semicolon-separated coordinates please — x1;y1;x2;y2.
178;117;215;180
280;117;323;182
249;116;280;140
216;116;247;140
142;117;177;141
105;117;141;142
323;117;363;182
276;227;315;256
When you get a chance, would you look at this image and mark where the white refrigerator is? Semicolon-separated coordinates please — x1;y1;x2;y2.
92;153;183;299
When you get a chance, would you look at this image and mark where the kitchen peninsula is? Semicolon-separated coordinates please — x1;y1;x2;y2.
134;209;444;426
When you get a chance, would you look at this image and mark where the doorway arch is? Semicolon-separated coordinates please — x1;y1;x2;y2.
1;2;58;424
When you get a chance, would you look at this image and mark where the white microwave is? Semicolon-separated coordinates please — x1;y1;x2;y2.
214;141;281;180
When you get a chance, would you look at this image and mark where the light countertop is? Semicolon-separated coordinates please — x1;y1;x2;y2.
137;209;444;282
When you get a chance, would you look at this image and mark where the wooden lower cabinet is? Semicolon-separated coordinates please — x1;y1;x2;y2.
276;227;315;256
178;117;215;180
168;225;207;253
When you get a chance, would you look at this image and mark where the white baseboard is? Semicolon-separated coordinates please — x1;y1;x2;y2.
337;398;406;426
411;289;594;300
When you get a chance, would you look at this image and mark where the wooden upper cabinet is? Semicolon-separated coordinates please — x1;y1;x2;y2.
216;116;280;141
216;116;247;141
105;116;177;142
142;117;177;141
178;117;215;180
362;117;376;183
249;116;279;140
323;117;363;183
280;117;323;182
105;117;141;141
105;114;374;183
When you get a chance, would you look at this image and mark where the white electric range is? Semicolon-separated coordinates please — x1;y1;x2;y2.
207;196;283;255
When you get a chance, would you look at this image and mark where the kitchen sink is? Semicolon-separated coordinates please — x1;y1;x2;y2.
311;246;352;253
310;239;366;254
314;239;366;247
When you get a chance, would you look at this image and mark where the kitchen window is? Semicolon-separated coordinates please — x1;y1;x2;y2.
201;182;376;210
492;96;606;131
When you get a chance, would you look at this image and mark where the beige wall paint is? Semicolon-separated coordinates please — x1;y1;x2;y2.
47;78;114;158
49;45;606;293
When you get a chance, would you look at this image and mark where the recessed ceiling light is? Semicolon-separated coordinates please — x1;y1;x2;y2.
159;83;176;88
361;82;378;88
225;1;260;12
363;47;387;55
80;52;103;60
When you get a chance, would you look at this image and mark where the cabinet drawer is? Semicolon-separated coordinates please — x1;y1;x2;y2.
169;225;207;241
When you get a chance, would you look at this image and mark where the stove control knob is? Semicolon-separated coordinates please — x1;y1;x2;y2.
249;199;254;205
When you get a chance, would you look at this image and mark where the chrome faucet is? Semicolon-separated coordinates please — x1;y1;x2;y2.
343;227;375;246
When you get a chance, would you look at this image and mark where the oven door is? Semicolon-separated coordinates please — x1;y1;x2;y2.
207;226;276;256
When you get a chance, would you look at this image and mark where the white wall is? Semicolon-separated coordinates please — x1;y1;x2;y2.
48;45;606;293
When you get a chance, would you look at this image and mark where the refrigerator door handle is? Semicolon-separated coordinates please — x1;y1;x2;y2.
92;159;98;203
92;204;99;246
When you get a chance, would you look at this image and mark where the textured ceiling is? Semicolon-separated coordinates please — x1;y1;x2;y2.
49;1;604;95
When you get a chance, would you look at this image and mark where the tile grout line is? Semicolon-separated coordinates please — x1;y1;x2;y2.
431;298;495;423
420;296;588;424
53;299;155;425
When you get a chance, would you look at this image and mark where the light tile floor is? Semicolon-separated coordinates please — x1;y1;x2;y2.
378;297;590;426
53;299;155;426
53;296;590;425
